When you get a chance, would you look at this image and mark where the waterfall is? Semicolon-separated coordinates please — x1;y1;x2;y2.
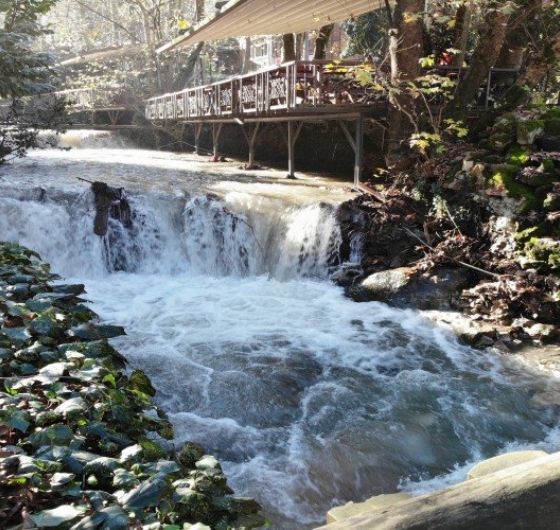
0;185;341;280
2;144;560;529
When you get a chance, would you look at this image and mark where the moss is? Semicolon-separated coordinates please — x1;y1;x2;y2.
543;108;560;120
521;238;560;270
488;169;539;212
544;119;560;136
508;147;531;166
515;226;543;243
518;119;545;133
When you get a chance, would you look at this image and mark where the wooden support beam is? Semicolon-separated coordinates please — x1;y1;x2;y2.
240;122;262;168
194;122;204;155
212;122;224;159
339;116;364;189
280;121;303;179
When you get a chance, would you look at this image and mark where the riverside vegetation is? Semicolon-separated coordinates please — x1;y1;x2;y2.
0;243;265;529
337;106;560;348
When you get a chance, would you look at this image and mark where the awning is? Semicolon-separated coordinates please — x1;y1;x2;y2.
157;0;390;53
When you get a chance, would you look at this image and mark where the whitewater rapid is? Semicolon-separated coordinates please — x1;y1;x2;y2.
1;133;560;528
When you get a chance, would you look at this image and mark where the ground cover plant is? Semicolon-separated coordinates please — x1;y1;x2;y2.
0;242;264;529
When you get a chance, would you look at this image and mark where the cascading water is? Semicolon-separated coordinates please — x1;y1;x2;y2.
1;134;560;528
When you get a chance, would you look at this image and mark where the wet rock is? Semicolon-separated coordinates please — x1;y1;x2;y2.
326;493;412;524
468;451;549;480
346;266;469;310
330;263;364;286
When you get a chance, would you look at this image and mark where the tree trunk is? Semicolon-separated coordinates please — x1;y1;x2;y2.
282;33;295;62
314;24;334;59
386;0;425;167
451;2;472;67
241;36;251;74
171;0;206;90
447;2;510;114
172;42;205;90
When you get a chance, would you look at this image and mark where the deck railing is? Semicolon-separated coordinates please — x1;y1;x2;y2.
145;60;519;122
29;88;136;111
145;59;385;121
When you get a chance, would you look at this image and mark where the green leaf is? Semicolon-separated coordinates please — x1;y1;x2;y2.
54;397;86;418
112;468;140;489
11;409;31;432
126;370;156;397
50;472;76;490
70;505;130;530
69;324;126;340
3;326;32;345
31;504;86;527
29;424;75;447
120;475;170;513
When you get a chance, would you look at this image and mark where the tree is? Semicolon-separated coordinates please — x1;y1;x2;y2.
495;0;560;110
385;0;425;165
314;24;334;60
0;0;63;164
446;1;511;115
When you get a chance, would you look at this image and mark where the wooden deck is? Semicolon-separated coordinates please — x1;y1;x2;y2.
145;60;385;123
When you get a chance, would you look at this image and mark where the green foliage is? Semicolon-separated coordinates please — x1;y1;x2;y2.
0;0;67;164
0;243;265;529
343;7;389;57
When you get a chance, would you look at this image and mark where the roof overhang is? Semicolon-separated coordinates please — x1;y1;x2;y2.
157;0;390;53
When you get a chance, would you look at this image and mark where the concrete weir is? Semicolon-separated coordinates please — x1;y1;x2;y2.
317;450;560;529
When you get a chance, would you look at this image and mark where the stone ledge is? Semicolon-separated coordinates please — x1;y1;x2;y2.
317;451;560;529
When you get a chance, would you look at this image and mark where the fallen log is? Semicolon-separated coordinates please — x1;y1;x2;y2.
90;180;132;236
316;452;560;529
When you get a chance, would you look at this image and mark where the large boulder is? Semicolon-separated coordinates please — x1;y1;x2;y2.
346;266;470;310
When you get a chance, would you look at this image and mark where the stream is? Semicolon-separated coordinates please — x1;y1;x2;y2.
1;132;560;528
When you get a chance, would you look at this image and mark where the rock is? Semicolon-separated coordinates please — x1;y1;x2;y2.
423;311;500;346
488;114;517;152
330;264;364;286
544;192;560;211
473;335;495;349
346;266;470;310
467;451;548;480
326;493;412;524
316;451;560;530
517;119;544;146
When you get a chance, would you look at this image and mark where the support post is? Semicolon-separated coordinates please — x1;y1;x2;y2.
339;116;364;190
354;115;364;189
287;121;295;178
212;123;224;160
280;121;303;179
194;123;203;155
240;122;262;168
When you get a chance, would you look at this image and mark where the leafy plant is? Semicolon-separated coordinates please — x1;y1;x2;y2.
0;242;265;529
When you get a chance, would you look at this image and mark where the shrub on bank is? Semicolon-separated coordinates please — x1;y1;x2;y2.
0;242;265;529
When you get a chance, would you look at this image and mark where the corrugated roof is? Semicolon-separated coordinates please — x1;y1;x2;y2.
157;0;389;53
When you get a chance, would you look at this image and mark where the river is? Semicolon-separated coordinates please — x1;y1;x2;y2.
1;132;560;528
